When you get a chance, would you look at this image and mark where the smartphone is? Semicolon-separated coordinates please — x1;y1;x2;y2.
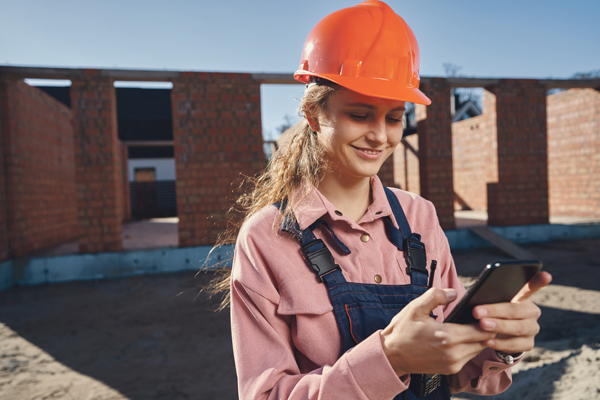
445;260;543;324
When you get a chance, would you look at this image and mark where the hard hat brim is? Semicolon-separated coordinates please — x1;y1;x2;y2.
295;71;431;106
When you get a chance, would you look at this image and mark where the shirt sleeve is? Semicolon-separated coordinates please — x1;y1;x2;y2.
230;212;410;400
433;217;516;395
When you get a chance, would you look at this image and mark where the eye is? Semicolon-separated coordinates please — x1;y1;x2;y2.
386;116;404;124
349;113;368;121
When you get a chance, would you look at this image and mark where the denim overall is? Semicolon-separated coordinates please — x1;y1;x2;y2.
280;187;451;399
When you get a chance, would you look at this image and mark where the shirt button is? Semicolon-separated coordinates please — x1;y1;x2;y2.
374;275;382;283
334;210;343;216
375;211;382;215
360;234;370;242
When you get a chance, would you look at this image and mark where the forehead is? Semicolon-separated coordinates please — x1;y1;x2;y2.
329;86;406;110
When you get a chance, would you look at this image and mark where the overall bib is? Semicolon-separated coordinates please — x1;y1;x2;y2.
280;187;452;399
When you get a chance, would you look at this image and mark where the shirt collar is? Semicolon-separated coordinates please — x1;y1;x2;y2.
294;175;394;231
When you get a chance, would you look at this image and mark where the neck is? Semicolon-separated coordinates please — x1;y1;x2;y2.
317;173;372;223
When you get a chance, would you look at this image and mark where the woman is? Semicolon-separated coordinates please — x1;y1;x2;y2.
212;1;552;399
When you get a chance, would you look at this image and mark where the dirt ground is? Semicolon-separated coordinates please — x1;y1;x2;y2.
1;237;599;400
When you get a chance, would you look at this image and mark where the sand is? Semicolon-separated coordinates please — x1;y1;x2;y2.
1;237;599;400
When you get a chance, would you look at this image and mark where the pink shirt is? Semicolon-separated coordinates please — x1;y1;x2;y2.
230;176;513;400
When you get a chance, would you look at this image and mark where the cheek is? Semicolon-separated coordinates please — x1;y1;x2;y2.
316;131;334;154
388;128;404;146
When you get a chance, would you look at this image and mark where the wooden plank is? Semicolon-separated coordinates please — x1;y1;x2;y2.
468;226;537;260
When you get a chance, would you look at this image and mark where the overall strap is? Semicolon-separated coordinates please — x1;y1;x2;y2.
383;187;429;287
276;202;348;282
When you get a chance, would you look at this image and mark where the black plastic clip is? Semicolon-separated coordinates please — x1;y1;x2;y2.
405;237;428;275
409;373;442;397
301;239;340;281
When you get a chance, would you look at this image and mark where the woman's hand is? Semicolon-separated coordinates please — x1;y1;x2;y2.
380;288;497;377
472;271;553;354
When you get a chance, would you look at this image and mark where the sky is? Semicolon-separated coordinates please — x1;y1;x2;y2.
1;0;599;140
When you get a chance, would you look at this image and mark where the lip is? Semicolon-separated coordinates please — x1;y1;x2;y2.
351;146;384;160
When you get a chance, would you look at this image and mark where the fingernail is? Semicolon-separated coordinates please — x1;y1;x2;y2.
475;307;488;318
444;289;457;301
482;319;496;330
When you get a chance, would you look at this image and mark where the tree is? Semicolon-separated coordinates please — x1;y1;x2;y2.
443;62;482;111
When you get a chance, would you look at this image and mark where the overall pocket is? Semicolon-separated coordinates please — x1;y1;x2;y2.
344;300;413;344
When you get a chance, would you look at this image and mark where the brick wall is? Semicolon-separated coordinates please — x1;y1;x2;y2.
416;79;455;229
0;78;11;261
171;72;264;247
486;80;549;226
378;154;395;188
121;142;131;222
393;134;420;195
71;71;123;253
0;77;78;259
547;89;600;218
451;89;498;211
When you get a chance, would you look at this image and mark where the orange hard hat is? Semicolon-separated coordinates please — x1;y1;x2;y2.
294;0;431;105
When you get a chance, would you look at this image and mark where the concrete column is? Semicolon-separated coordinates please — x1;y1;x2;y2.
416;79;455;230
70;70;123;253
171;72;264;247
486;80;549;226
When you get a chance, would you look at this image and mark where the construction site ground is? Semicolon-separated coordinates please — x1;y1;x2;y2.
1;234;599;399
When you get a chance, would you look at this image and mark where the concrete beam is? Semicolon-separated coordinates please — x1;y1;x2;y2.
2;65;600;89
251;73;300;84
538;78;600;89
122;140;175;147
0;66;180;81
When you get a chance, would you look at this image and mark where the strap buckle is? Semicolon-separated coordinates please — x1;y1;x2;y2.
301;239;340;282
409;373;442;397
405;238;427;275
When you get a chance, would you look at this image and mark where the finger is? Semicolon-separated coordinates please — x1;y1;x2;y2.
484;336;536;353
437;323;497;344
478;317;540;338
512;271;552;303
473;300;541;320
442;342;497;375
410;288;457;319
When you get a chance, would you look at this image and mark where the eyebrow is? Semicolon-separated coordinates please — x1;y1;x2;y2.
343;102;406;112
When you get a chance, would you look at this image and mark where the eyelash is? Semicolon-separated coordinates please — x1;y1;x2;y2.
349;114;403;124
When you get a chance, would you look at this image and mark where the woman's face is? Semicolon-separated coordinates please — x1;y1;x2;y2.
315;87;406;184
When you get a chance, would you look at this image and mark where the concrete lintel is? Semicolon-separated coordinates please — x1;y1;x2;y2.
122;140;175;147
251;73;300;84
0;66;180;81
0;66;87;79
440;77;500;88
101;69;180;81
3;66;600;89
538;78;600;89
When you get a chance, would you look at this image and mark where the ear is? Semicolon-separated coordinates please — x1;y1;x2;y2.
305;114;320;132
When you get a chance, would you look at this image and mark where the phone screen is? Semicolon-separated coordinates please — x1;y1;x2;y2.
445;260;542;324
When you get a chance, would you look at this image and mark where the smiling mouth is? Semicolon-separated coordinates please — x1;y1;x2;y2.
352;146;383;155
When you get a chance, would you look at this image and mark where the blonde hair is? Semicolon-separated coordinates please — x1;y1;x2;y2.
206;82;337;309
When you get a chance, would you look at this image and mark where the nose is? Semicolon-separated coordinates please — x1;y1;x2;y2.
366;115;388;145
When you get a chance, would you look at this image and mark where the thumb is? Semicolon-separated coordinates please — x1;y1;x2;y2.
410;288;457;318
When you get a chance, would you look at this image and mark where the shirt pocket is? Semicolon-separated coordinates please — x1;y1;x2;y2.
277;276;340;366
277;276;333;315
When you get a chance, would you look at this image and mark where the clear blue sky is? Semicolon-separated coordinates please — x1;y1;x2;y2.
1;0;599;140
